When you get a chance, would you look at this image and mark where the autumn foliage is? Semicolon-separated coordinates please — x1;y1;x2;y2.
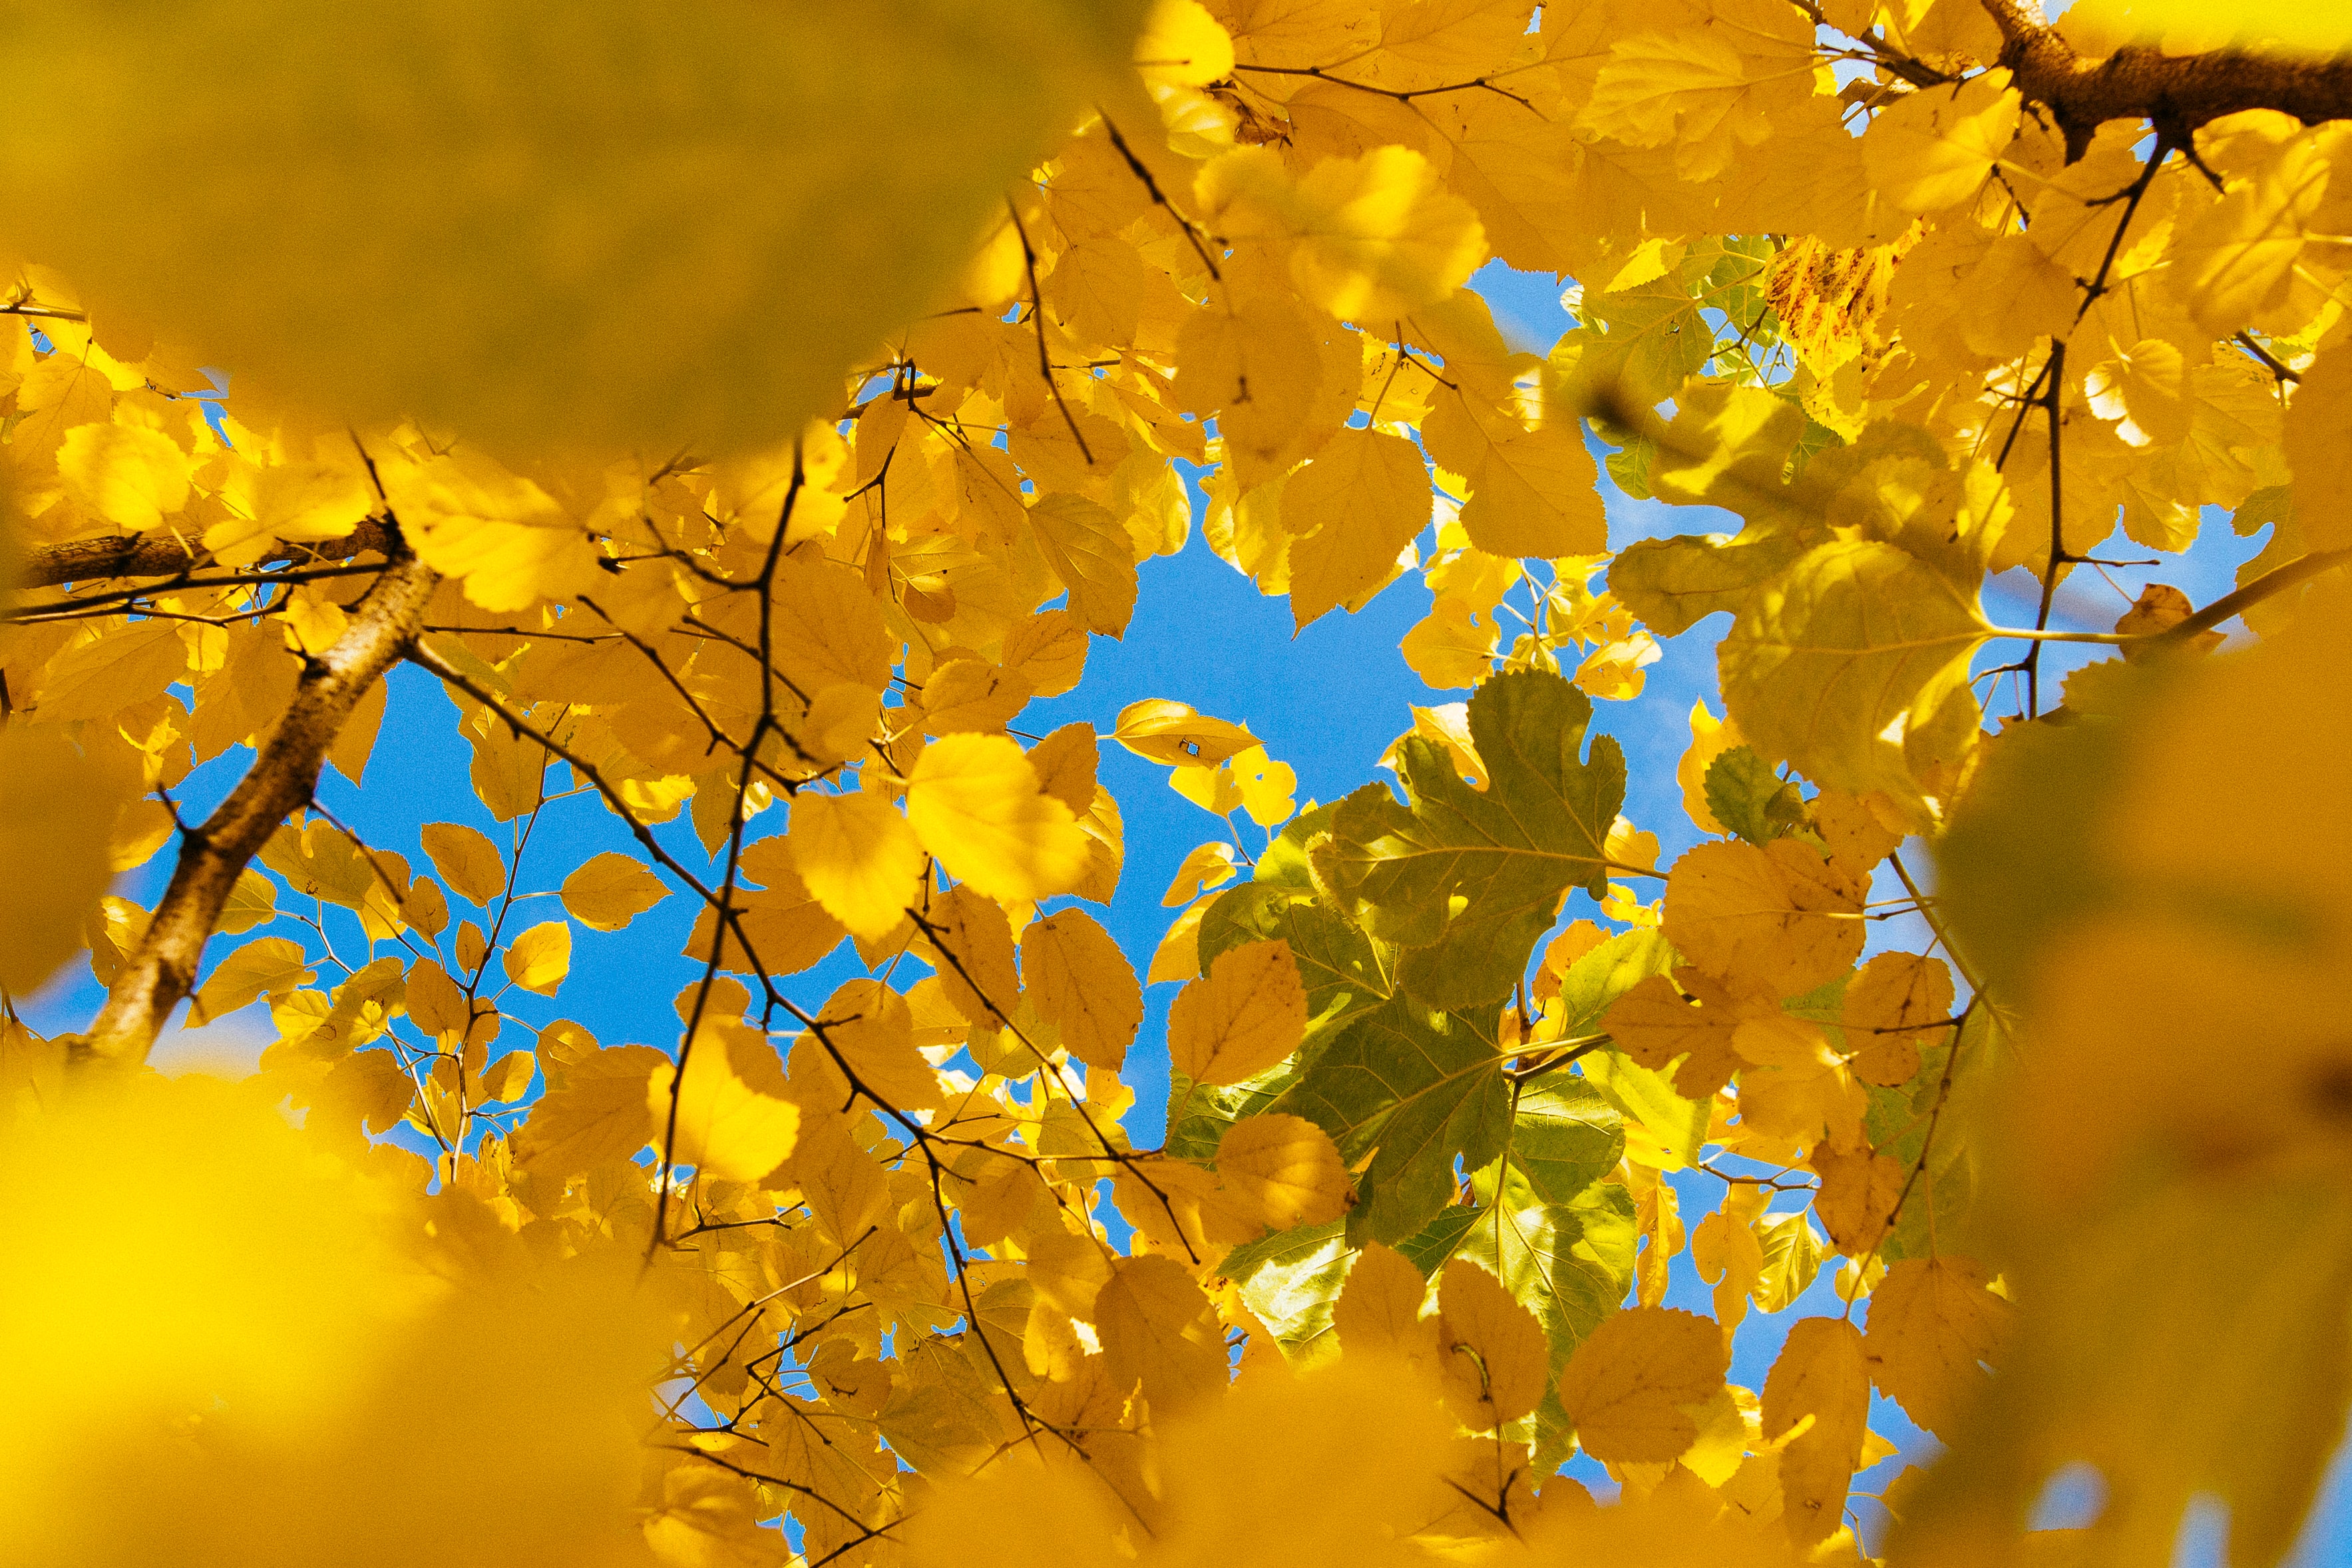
3;1;2350;1565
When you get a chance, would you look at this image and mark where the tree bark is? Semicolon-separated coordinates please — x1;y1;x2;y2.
75;545;441;1066
12;518;398;591
1980;0;2352;160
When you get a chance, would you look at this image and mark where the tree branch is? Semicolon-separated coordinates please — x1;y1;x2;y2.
11;518;398;592
74;545;441;1065
1980;0;2352;160
2156;545;2352;642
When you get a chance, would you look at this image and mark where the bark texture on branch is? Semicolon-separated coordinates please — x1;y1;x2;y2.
13;518;399;592
1980;0;2352;160
75;546;441;1066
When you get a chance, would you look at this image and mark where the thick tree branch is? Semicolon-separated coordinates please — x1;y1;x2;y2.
1981;0;2352;160
11;518;398;591
74;544;441;1066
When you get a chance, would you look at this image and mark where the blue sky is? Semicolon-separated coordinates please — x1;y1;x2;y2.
24;258;2344;1565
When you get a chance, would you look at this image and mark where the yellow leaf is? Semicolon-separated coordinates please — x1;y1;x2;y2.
1661;840;1867;1000
1572;631;1661;702
206;456;373;566
1134;0;1233;87
1762;1316;1871;1547
1173;293;1326;485
501;920;572;997
785;1105;892;1250
558;851;669;933
1334;1240;1442;1370
383;448;598;614
419;821;508;908
476;1049;535;1103
920;882;1021;1030
1289;146;1487;321
1213;1112;1351;1231
1840;951;1953;1086
1029;491;1139;638
1861;1256;2011;1438
0;1072;664;1567
0;0;1150;453
1718;540;1991;821
1019;908;1141;1070
216;867;280;936
1435;1257;1549;1430
1171;757;1247;817
1811;1139;1905;1257
767;552;897;696
1095;1253;1227;1414
2168;129;2333;337
1002;609;1090;699
681;855;847;980
650;1028;800;1184
1862;71;2021;213
1380;701;1487;788
2285;337;2352;550
642;1463;783;1568
188;936;314;1028
1026;721;1100;815
920;658;1034;737
0;731;124;995
785;791;926;940
1402;594;1501;689
512;1042;666;1174
1168;937;1308;1084
804;978;942;1113
1112;698;1261;766
55;421;189;531
905;733;1088;903
403;958;470;1042
2092;0;2351;51
1284;426;1431;630
1229;745;1296;829
1422;391;1606;559
1198;144;1485;323
1555;1304;1728;1463
1603;969;1756;1100
1161;841;1239;906
1674;700;1750;832
1148;892;1216;984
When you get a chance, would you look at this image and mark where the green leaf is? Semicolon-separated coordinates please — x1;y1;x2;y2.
1458;1185;1639;1471
1552;925;1677;1036
1316;668;1625;1011
1390;1135;1639;1473
1553;278;1713;413
1579;1051;1708;1172
1392;1204;1483;1275
1225;1219;1351;1370
1273;996;1511;1245
1508;1079;1626;1205
1198;882;1390;1048
1703;745;1802;846
1165;1062;1294;1164
1603;432;1657;499
1252;799;1338;892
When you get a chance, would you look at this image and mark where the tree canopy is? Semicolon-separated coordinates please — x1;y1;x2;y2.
3;1;2349;1565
